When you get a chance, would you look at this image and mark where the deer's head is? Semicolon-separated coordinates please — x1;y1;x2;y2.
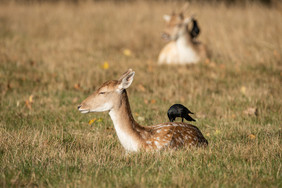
78;69;135;113
161;3;193;41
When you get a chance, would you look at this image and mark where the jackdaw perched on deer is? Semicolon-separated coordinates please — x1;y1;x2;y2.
167;104;196;122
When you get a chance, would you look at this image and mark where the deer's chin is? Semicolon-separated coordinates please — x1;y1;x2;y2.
79;109;90;114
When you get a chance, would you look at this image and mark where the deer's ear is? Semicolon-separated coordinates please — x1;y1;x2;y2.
163;14;171;22
118;70;135;90
119;69;132;80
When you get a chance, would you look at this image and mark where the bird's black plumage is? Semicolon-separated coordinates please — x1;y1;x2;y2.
190;18;200;39
167;104;196;122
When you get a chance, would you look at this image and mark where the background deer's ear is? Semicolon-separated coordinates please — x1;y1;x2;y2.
163;14;171;22
118;70;135;90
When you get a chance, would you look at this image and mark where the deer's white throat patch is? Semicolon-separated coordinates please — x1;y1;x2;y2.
176;36;199;64
109;110;140;152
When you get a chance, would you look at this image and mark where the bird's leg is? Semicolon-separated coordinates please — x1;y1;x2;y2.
182;118;183;122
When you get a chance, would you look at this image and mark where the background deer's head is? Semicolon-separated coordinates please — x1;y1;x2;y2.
161;3;194;41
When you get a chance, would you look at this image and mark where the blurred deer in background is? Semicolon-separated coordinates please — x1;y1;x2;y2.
158;4;207;65
78;69;208;152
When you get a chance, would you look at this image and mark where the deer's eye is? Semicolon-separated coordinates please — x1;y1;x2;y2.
99;91;106;95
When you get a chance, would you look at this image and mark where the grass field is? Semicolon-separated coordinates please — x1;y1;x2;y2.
0;1;281;187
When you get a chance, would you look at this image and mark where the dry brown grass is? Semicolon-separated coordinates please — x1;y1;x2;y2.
0;1;281;187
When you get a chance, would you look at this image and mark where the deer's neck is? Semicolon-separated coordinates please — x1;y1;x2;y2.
108;90;143;152
176;28;199;63
176;28;193;48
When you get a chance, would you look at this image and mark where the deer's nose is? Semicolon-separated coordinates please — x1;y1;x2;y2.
77;105;81;110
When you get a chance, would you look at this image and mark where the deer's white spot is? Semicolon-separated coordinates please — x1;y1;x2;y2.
141;134;146;139
154;141;162;149
146;141;152;145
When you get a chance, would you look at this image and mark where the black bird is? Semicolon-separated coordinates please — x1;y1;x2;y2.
190;18;200;39
167;104;196;122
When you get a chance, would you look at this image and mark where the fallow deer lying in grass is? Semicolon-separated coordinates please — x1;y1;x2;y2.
78;69;208;152
158;7;207;65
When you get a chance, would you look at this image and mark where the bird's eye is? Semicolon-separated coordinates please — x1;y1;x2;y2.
99;92;106;95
